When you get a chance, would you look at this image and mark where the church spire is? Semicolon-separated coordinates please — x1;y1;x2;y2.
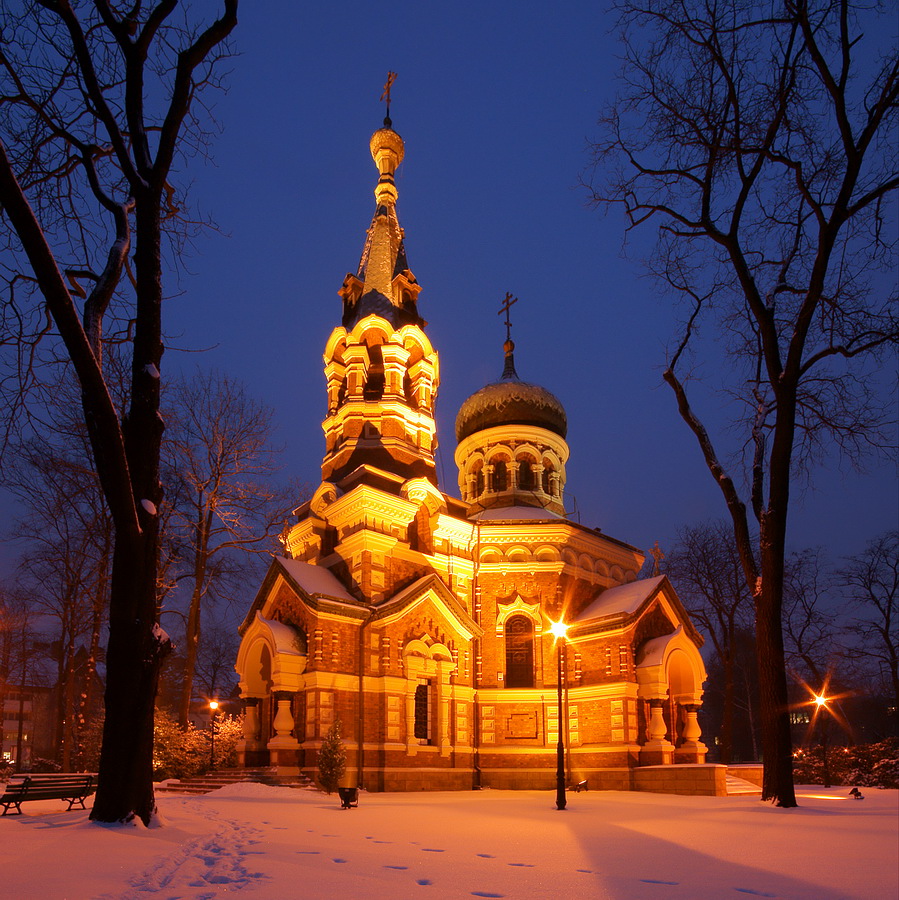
338;77;422;330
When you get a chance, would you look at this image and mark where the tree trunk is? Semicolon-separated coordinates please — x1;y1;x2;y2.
178;581;204;730
90;535;169;823
90;201;167;825
756;524;797;806
178;508;210;729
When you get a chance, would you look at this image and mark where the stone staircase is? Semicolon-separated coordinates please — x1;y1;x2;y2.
726;773;762;795
156;767;315;795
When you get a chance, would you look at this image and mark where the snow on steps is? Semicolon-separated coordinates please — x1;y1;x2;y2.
156;767;314;795
726;773;762;795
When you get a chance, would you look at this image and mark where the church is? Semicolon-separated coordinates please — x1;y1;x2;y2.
235;113;711;793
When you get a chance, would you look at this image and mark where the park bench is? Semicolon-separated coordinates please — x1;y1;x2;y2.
0;773;97;816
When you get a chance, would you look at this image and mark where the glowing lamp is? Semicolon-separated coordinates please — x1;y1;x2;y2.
549;620;569;640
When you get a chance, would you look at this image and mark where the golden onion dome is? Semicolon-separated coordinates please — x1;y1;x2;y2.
455;341;567;442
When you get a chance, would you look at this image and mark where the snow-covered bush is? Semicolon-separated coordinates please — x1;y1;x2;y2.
152;707;242;780
792;739;899;788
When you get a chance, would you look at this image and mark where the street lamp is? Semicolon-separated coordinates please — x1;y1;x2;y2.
209;700;219;769
549;619;569;811
813;693;831;787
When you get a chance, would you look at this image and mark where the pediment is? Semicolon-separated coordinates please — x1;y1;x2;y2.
372;573;483;641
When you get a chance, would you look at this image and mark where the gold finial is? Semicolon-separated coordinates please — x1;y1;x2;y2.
381;71;397;126
650;540;665;576
498;292;518;343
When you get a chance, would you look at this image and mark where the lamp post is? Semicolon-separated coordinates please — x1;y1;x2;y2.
814;694;831;787
549;620;568;811
209;700;219;769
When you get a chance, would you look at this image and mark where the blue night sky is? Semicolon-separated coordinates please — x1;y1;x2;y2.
9;1;896;569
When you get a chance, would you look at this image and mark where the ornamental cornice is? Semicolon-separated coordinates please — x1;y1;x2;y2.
326;484;418;530
455;423;570;466
433;513;476;546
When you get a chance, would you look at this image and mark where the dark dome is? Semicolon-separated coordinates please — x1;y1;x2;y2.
455;377;567;442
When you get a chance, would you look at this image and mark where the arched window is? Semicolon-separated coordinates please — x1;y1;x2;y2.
492;459;508;492
505;615;535;688
542;464;554;494
363;344;385;401
518;458;535;491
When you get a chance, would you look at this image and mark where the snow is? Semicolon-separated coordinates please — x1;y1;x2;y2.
276;556;357;602
1;784;895;900
140;499;157;515
143;363;160;379
574;575;666;621
151;622;170;644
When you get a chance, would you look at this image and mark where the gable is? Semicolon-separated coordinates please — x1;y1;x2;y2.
372;573;483;641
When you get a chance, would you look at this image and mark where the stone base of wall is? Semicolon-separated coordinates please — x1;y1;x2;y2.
376;769;477;792
634;764;727;796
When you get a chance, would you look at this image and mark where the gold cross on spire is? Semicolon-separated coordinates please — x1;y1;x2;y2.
498;292;518;342
381;71;397;123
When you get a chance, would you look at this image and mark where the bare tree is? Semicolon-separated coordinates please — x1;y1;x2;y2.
589;0;898;805
666;521;753;762
0;585;52;770
163;370;292;729
783;547;839;689
839;530;899;721
0;2;237;823
4;370;113;770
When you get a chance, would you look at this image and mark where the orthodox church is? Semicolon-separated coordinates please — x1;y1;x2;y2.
235;114;710;793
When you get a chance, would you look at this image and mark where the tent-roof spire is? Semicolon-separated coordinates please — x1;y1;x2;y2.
338;74;423;330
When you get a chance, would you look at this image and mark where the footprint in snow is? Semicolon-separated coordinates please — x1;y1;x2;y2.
640;879;679;885
476;853;495;858
735;890;776;897
417;879;433;885
296;850;320;855
332;858;348;864
508;863;534;868
577;869;595;874
422;848;445;853
384;865;408;870
471;893;504;898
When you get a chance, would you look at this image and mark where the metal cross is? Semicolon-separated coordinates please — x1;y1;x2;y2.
650;540;665;576
498;292;518;342
381;72;397;112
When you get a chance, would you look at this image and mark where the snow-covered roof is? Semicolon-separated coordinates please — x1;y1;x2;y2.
573;575;666;622
473;505;561;521
256;612;304;656
275;557;356;603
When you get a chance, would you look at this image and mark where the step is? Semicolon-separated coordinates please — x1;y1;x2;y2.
726;774;762;795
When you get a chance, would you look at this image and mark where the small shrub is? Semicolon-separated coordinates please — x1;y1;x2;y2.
317;720;346;794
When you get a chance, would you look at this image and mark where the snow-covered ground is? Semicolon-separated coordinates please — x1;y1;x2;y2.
1;783;896;900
